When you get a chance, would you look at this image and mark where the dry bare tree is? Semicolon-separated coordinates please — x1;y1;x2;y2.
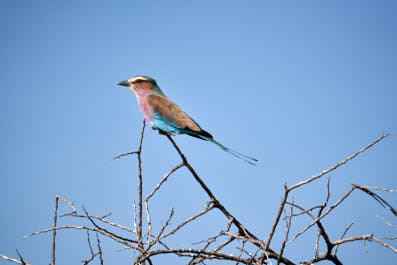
1;121;396;265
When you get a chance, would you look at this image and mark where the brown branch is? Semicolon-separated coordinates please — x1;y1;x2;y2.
145;162;184;240
0;253;30;265
57;196;77;217
82;253;98;265
13;127;394;264
224;232;265;248
290;186;356;243
133;199;137;236
150;208;175;248
136;121;146;249
165;134;294;265
266;134;393;253
51;196;59;265
113;151;139;160
81;231;103;265
190;220;235;265
236;240;246;265
375;214;397;231
289;133;393;191
113;120;146;254
113;120;146;160
277;201;293;265
96;233;104;265
82;206;139;248
291;205;322;217
266;184;290;250
160;202;215;240
333;222;354;256
352;183;397;216
137;248;256;264
70;214;135;233
361;185;397;193
24;225;138;249
146;163;185;201
314;178;332;258
286;201;336;264
15;250;27;265
86;230;94;255
333;234;397;253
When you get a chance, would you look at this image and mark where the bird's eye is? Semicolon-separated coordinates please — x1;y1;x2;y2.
134;79;143;83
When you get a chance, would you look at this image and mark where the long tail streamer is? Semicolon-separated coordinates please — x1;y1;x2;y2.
207;138;258;166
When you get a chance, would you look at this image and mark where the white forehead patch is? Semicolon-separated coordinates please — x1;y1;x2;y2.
129;76;148;83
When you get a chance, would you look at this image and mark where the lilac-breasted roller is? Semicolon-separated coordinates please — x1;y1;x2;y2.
117;75;257;165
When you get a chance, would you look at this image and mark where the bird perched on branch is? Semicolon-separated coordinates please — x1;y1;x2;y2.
117;75;257;165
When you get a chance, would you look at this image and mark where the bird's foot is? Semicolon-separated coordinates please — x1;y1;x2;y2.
158;130;169;136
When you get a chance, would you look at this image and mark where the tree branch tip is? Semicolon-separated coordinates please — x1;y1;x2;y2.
113;151;139;160
101;212;112;218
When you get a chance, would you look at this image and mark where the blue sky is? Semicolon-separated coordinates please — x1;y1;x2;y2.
1;0;396;264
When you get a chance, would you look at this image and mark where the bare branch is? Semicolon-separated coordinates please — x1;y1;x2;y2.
96;233;104;265
113;151;139;160
24;225;138;249
291;205;322;217
290;186;356;243
136;120;146;248
51;196;59;265
334;234;397;253
165;134;294;265
160;203;215;240
289;133;393;191
146;163;185;201
113;121;146;160
333;222;354;255
145;162;184;240
375;215;397;231
236;240;246;265
86;230;94;256
9;124;394;264
15;250;27;265
133;199;137;236
266;184;289;250
82;206;138;248
360;185;397;193
352;183;397;216
152;208;175;246
267;134;393;253
56;196;77;217
137;248;255;264
82;253;98;265
70;214;135;233
277;201;293;265
0;253;30;265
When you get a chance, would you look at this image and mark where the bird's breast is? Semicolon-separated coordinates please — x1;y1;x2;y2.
138;99;153;122
134;93;153;122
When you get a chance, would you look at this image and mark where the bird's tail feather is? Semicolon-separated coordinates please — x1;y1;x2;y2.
205;137;258;166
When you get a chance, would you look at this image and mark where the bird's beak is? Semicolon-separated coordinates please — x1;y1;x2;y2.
117;80;130;87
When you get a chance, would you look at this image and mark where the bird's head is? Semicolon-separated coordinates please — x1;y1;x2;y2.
117;75;165;96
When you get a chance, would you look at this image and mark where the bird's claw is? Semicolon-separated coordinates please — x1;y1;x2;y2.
158;130;168;136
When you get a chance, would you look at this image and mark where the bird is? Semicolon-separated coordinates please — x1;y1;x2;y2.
117;75;257;165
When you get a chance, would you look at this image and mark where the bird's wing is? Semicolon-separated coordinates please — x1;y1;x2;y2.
147;94;212;139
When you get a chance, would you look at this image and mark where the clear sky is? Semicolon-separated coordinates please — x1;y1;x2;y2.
1;0;396;264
